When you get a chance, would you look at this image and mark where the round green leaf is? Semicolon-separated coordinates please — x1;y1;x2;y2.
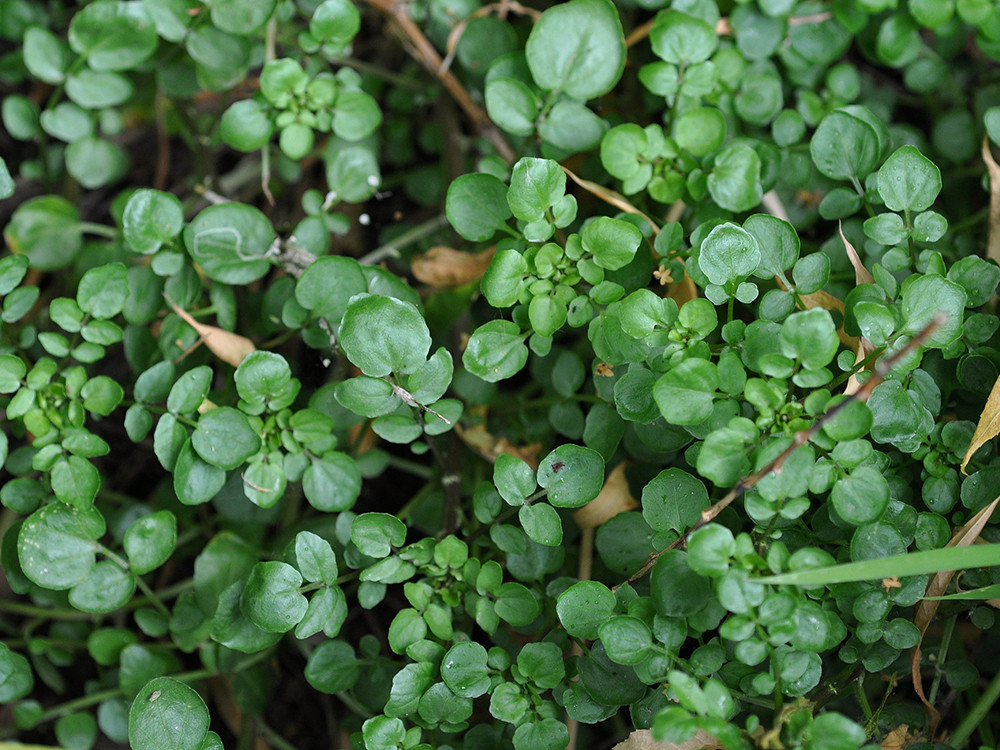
598;616;653;666
707;145;763;212
51;455;101;508
463;320;529;382
69;560;136;613
519;502;563;546
876;145;941;213
242;561;308;633
68;2;158;71
65;136;128;188
441;641;491;698
537;444;605;508
831;466;890;526
24;26;71;84
124;511;177;575
5;195;82;271
305;640;359;693
209;0;276;35
446;172;513;242
17;504;104;589
0;643;33;701
485;77;540;137
810;109;883;182
525;0;626;100
673;106;726;157
340;295;431;377
352;512;406;558
653;358;719;425
183;203;275;284
556;580;615;639
192;407;261;470
129;678;210;750
303;452;362;512
642;468;709;533
123;190;185;255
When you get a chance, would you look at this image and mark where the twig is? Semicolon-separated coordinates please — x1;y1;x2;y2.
616;314;946;590
359;0;517;163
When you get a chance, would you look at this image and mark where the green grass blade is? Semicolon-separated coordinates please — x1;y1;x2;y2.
756;544;1000;586
922;583;1000;601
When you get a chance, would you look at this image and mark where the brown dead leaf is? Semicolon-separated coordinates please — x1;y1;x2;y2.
613;729;725;750
166;295;256;367
840;222;875;285
961;372;1000;473
882;576;901;591
881;725;918;750
455;409;542;469
575;462;636;529
982;136;1000;265
911;495;1000;732
665;269;698;307
411;245;495;288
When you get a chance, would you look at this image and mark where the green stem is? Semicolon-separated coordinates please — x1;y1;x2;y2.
359;214;451;265
0;600;95;620
100;545;172;619
78;222;119;239
950;666;1000;747
927;614;956;706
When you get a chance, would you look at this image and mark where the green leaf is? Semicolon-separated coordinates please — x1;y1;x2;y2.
23;26;71;84
494;453;537;505
699;222;761;286
463;320;529;382
305;640;359;693
311;0;361;44
556;580;615;638
124;511;177;575
51;455;101;508
173;441;226;505
876;145;941;213
537;444;605;508
810;108;884;182
513;719;570;750
642;468;709;533
208;0;276;34
340;295;431;377
651;550;710;617
81;376;125;416
582;217;642;271
485;77;540;137
352;513;406;558
326;146;381;203
183;203;275;284
0;643;33;701
481;249;529;307
66;69;133;109
220;99;274;152
5;195;82;271
707;145;762;212
68;2;158;71
538;100;607;152
598;616;653;665
0;255;29;296
519;502;563;545
686;524;735;577
650;9;717;64
780;309;839;370
17;504;103;589
242;561;308;633
192;407;261;470
507;157;565;222
55;712;97;750
673;106;726;157
234;351;299;413
900;273;966;348
743;214;799;277
295;255;367;321
653;358;719;425
65;136;128;189
123;190;185;255
831;466;889;526
303;452;362;512
525;0;625;100
69;560;136;613
294;531;338;585
129;678;210;750
441;641;491;698
167;366;212;415
40;102;93;142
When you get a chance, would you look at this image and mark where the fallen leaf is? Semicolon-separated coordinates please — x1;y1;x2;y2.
911;495;1000;733
840;221;875;285
881;724;917;750
455;407;542;468
574;463;636;529
411;245;495;288
561;165;660;233
961;372;1000;473
982;136;1000;265
613;729;724;750
166;295;256;367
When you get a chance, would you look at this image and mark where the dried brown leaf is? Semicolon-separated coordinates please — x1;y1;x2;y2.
411;245;495;288
574;462;636;529
840;222;875;285
881;725;917;750
561;165;660;232
982;136;1000;265
166;296;256;367
911;495;1000;731
613;729;725;750
455;409;542;469
961;372;1000;473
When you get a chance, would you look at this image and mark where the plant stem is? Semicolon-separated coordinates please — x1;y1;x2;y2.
359;213;451;265
950;665;1000;747
78;222;119;239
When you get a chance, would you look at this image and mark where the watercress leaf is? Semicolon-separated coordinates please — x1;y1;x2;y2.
303;452;361;512
295;255;368;321
441;641;491;698
242;561;307;633
81;376;125;416
780;309;839;370
68;2;158;71
519;502;563;546
23;26;70;84
69;560;136;613
463;320;528;382
642;468;709;533
743;214;799;276
340;295;431;377
507;157;565;222
129;678;210;750
653;358;719;425
445;173;513;243
537;444;604;508
17;504;104;589
167;366;212;415
173;441;226;506
311;0;361;44
352;513;406;558
831;466;889;526
494;453;536;505
192;407;261;470
0;643;33;701
495;582;541;625
77;262;128;320
699;223;761;286
513;719;570;750
220;99;274;152
485;77;540;137
208;0;276;35
557;580;615;638
65;136;128;188
335;376;398;418
525;0;625;100
877;145;941;213
234;351;298;412
4;195;82;271
810;109;882;182
582;217;643;271
707;144;763;212
687;524;735;577
183;203;275;284
124;511;177;575
598;616;653;665
900;273;966;348
790;252;830;294
325;145;381;203
649;9;717;64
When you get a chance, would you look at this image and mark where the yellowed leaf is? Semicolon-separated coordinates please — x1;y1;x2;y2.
166;296;256;367
574;462;636;529
911;495;1000;731
982;136;1000;265
961;372;1000;473
840;221;875;285
880;725;917;750
613;729;724;750
455;408;542;469
411;245;495;288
